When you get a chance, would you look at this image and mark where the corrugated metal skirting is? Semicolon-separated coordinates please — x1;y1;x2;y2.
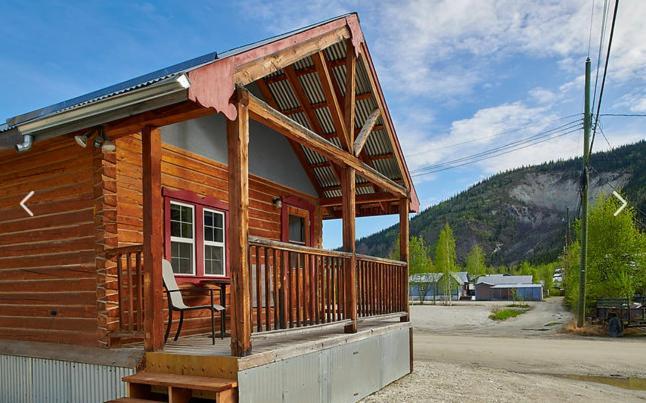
238;325;410;403
0;355;134;403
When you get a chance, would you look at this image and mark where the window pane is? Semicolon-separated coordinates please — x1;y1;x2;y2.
171;241;193;274
205;227;214;242
289;215;305;243
171;204;181;221
215;214;223;228
181;223;193;239
171;221;181;237
205;245;224;275
215;228;223;243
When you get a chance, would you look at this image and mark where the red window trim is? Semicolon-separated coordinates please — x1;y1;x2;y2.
281;195;315;247
163;188;230;284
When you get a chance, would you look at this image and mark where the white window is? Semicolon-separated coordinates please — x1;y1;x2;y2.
203;208;226;276
170;201;195;275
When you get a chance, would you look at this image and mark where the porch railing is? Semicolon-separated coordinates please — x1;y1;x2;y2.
248;236;407;333
356;254;407;318
105;245;144;335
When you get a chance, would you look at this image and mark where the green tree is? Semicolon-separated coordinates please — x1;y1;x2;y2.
465;244;487;278
435;223;457;304
563;195;646;313
392;235;435;304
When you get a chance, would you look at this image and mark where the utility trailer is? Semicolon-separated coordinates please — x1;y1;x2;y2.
595;297;646;337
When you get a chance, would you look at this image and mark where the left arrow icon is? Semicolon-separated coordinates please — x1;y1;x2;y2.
20;191;35;216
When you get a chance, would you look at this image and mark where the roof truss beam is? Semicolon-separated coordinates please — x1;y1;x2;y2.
245;88;407;198
353;108;380;156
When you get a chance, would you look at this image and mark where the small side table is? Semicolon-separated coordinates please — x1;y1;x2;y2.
198;278;230;338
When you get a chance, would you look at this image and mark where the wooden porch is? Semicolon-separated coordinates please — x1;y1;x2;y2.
106;236;409;351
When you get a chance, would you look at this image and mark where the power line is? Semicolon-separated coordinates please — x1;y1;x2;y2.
412;126;581;176
591;0;610;116
599;113;646;117
411;119;581;174
405;113;581;158
590;0;619;154
587;0;597;57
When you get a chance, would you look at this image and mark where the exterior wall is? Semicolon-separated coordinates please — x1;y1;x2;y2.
111;130;322;337
475;285;543;301
161;114;317;197
237;324;411;403
0;137;99;346
0;354;134;403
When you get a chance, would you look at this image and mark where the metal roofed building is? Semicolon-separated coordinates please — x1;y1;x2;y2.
475;275;543;301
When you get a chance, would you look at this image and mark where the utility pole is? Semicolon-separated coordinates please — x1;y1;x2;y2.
577;58;591;328
565;207;570;249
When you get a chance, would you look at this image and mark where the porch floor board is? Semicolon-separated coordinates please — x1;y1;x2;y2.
161;316;405;365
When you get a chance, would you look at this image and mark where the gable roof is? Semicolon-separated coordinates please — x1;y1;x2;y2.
476;275;534;286
1;13;418;213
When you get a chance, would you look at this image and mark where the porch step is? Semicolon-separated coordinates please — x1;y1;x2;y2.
123;371;237;402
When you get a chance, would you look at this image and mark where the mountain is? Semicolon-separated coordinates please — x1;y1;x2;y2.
356;140;646;266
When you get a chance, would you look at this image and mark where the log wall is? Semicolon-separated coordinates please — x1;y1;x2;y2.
0;137;98;345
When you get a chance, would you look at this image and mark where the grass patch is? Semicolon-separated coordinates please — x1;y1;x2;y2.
489;307;528;321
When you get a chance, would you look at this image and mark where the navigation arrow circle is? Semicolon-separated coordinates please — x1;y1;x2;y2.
612;191;627;217
20;191;34;217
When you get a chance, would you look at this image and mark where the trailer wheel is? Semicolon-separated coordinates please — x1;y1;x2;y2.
607;316;624;337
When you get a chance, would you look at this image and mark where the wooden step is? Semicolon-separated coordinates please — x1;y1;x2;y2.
123;371;237;393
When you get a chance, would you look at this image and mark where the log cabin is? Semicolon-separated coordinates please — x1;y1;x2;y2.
0;13;419;402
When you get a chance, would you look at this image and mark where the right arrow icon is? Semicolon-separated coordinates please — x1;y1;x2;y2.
612;191;627;217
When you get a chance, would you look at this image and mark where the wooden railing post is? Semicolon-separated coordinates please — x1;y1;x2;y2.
228;89;252;357
142;126;164;351
341;166;357;333
399;198;410;322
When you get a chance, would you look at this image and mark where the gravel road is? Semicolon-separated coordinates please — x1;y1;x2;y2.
362;297;646;402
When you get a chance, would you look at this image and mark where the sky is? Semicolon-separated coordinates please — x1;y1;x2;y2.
1;1;645;249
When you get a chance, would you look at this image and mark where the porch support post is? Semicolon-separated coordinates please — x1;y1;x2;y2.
399;198;410;322
142;126;164;351
341;166;357;333
227;89;252;357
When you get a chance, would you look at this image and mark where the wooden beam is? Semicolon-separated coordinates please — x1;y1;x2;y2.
234;27;350;85
256;78;326;198
227;90;252;357
104;101;211;138
341;167;357;333
246;90;407;198
142;126;164;351
399;197;410;322
365;152;394;162
344;40;357;146
320;192;399;207
358;46;415;205
312;52;350;151
353;109;380;156
283;65;344;187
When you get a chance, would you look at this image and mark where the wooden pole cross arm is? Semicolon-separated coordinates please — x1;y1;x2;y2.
353;109;380;156
244;89;407;198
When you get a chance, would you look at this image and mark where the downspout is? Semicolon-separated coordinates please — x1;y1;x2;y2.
14;134;34;153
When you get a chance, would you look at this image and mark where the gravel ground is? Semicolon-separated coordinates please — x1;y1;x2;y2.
363;361;646;403
362;298;646;402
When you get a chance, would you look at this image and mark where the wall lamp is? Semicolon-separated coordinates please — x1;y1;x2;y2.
74;127;115;153
272;197;282;209
15;134;34;153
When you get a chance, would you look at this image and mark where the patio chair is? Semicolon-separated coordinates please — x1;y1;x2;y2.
162;259;225;344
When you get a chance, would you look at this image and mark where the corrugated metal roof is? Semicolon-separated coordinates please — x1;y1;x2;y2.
2;13;356;133
476;275;534;285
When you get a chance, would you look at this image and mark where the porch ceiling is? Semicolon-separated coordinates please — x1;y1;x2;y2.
253;40;406;218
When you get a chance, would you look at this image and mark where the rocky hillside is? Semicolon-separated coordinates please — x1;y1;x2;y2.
356;140;646;266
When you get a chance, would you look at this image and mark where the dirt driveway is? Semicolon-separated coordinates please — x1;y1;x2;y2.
363;297;646;402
